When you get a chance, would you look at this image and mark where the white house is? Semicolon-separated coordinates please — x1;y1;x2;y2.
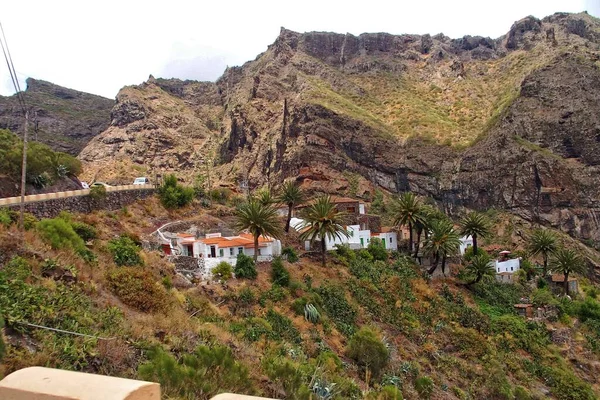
459;235;473;255
293;219;397;252
494;256;521;283
163;231;282;274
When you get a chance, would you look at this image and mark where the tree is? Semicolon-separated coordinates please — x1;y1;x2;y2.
346;327;390;379
256;188;275;206
528;229;557;276
299;195;349;267
413;204;440;258
423;219;460;275
278;180;305;233
465;252;494;285
550;248;586;296
235;199;281;262
158;174;194;209
459;212;491;256
393;192;425;254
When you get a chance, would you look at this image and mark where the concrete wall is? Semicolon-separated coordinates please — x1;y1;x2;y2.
0;367;276;400
0;186;155;219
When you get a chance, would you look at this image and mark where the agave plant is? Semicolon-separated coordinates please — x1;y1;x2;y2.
311;378;337;400
304;303;321;324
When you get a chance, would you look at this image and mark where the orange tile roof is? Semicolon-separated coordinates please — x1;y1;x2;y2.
198;233;274;248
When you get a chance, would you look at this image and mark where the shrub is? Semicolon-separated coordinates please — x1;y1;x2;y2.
106;268;168;312
271;257;290;287
0;316;5;361
291;293;323;316
346;327;390;378
576;297;600;323
358;248;374;262
414;376;434;399
0;209;11;226
513;386;532;400
265;309;301;344
138;346;254;399
212;261;233;281
108;235;143;266
281;247;299;263
158;174;194;209
237;287;256;305
70;221;97;242
368;238;388;261
304;303;321;324
367;386;403;399
37;217;90;259
317;283;357;336
234;253;257;279
209;187;232;204
89;184;107;200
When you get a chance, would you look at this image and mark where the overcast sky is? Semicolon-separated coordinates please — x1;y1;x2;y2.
1;0;598;99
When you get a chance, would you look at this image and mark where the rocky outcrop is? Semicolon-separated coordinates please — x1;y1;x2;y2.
0;79;114;155
79;12;600;246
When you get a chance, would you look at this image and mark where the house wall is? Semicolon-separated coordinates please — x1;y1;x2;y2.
358;214;382;233
495;258;520;273
376;232;398;251
459;235;473;255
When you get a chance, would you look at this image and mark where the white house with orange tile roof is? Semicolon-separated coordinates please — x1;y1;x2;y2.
167;231;281;273
293;221;397;252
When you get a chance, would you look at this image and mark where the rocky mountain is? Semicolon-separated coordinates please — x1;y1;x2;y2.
0;78;113;155
79;12;600;246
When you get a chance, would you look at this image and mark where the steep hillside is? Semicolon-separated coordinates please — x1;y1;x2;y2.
79;12;600;246
0;78;113;155
1;198;599;399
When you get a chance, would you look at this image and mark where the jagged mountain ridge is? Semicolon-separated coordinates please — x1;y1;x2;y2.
0;78;114;155
79;12;600;245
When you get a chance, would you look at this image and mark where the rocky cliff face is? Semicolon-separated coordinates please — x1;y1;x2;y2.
0;78;113;155
79;12;600;246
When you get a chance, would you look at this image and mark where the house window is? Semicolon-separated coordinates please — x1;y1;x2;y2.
349;230;354;237
229;248;234;256
219;249;224;257
390;237;393;243
347;206;356;213
238;247;244;255
258;249;262;256
511;267;513;271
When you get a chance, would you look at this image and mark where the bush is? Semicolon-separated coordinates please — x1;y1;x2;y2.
346;327;390;378
414;376;434;399
576;297;600;323
106;268;167;312
0;209;11;226
368;238;388;261
138;346;254;399
0;316;5;362
271;257;290;287
108;235;143;266
212;261;233;281
70;221;97;242
317;283;357;336
367;386;403;399
265;309;301;344
158;174;194;209
281;247;299;263
89;185;107;200
513;386;532;400
234;253;257;279
37;217;90;260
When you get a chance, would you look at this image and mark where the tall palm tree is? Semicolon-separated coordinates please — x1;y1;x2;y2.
550;248;586;296
299;195;349;267
235;199;281;262
465;252;494;285
393;192;425;254
528;229;557;276
423;219;461;275
412;204;442;258
278;180;305;233
459;212;491;256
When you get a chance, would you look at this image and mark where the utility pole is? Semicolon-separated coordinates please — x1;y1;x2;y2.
19;110;28;230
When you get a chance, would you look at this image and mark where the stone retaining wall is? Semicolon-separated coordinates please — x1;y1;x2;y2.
0;188;156;219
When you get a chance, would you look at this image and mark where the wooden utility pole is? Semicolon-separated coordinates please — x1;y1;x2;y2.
19;110;28;230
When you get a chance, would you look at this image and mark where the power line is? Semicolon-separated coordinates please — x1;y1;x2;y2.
0;21;26;113
14;321;117;341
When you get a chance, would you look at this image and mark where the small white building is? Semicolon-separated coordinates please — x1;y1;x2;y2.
494;257;521;283
459;235;474;255
164;231;282;273
293;219;397;252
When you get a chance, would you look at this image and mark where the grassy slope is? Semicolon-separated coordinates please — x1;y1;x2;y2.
0;197;599;399
298;40;573;147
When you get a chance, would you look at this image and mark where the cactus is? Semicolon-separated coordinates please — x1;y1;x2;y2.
304;303;321;324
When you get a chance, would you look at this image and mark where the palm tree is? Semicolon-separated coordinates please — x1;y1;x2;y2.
256;189;275;206
299;195;349;267
393;192;425;254
465;252;494;285
459;212;491;256
550;248;586;296
412;204;443;258
423;219;461;275
235;199;281;262
278;180;305;233
528;229;557;276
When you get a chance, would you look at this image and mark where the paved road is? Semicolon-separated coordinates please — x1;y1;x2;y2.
0;184;155;206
